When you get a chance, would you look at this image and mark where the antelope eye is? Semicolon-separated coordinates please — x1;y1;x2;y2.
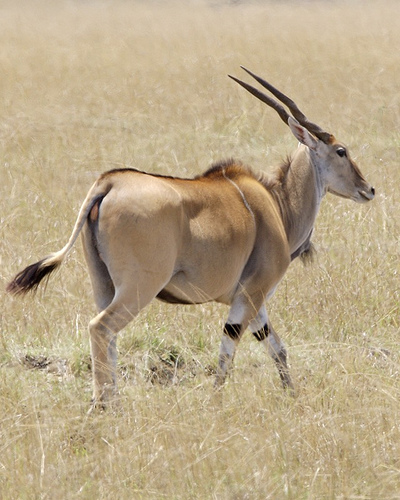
336;147;347;158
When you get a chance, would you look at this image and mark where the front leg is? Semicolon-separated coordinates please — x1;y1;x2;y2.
215;293;264;388
250;306;294;393
214;323;242;388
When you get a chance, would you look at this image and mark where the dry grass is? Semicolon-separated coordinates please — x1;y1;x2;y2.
1;0;399;498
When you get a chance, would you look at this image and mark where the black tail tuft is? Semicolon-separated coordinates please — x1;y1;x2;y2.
6;259;58;296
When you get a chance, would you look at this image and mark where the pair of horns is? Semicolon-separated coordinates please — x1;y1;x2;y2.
229;66;332;144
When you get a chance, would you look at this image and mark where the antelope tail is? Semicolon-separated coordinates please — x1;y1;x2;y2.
6;182;108;296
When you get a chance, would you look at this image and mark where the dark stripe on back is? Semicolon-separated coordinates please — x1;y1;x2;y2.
98;160;254;183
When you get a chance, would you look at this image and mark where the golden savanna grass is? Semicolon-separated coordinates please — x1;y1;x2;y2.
1;0;399;498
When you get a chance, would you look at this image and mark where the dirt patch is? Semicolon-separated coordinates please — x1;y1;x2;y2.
20;354;69;376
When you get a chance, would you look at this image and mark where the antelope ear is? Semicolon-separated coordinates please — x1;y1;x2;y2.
288;117;318;150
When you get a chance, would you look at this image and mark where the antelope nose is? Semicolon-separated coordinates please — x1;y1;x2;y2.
360;184;375;202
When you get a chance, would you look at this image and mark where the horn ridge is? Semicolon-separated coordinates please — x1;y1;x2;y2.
231;67;332;143
228;74;290;126
240;66;307;122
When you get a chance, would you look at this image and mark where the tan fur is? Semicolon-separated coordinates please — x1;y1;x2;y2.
7;80;375;409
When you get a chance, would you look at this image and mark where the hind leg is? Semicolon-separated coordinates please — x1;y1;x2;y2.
88;240;177;407
81;201;181;408
82;224;115;312
89;278;168;408
89;305;128;407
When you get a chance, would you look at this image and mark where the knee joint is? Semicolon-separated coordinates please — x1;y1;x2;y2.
252;323;270;342
224;323;242;340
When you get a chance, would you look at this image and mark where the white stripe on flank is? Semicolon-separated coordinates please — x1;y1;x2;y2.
222;170;255;224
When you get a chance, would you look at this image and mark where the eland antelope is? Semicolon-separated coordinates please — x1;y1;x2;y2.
7;67;375;408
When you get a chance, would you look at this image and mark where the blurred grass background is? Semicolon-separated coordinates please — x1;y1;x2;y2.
0;1;399;498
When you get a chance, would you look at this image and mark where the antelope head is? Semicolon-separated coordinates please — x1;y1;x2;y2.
229;67;375;203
